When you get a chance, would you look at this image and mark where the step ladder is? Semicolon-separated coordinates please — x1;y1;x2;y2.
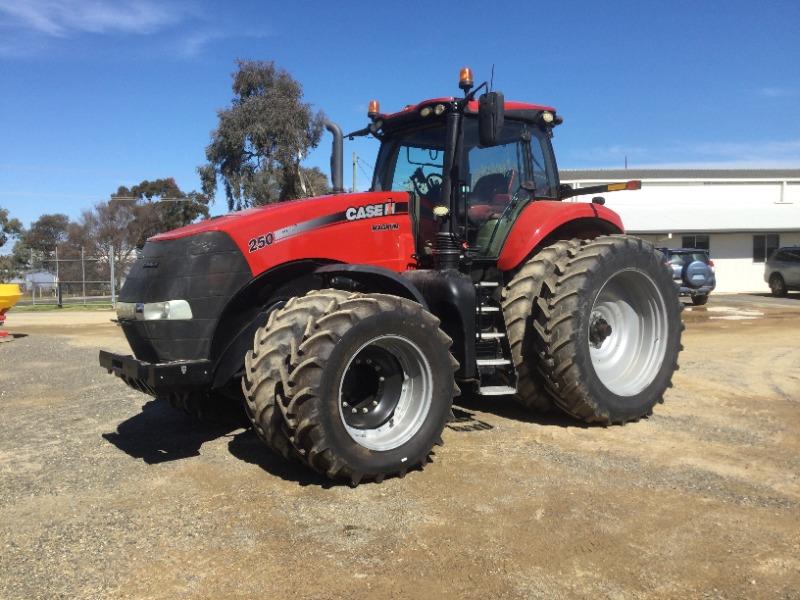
474;280;517;396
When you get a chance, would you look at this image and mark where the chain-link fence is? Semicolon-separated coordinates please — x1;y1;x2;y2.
13;245;120;308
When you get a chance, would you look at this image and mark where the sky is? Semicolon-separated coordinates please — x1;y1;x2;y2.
1;0;799;231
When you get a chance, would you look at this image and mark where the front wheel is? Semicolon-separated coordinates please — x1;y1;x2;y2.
533;235;683;424
250;290;458;485
769;274;787;297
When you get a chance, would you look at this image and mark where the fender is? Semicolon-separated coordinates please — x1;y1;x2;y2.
315;264;427;307
320;265;476;379
497;201;624;271
210;259;331;389
211;262;428;389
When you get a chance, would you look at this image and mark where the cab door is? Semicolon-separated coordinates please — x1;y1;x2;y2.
463;120;558;258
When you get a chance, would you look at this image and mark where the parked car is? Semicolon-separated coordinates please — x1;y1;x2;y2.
658;248;716;305
765;246;800;297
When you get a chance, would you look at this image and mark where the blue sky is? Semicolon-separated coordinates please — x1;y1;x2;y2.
1;0;799;230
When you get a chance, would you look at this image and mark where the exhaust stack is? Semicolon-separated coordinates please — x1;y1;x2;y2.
324;119;344;193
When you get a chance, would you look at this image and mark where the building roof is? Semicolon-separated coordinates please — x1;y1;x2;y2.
560;168;800;180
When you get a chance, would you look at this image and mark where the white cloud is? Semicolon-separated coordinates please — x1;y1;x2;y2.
757;87;798;98
0;0;182;37
173;30;225;58
687;139;800;163
564;139;800;170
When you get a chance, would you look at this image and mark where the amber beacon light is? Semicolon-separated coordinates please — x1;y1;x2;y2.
368;99;380;118
459;67;473;91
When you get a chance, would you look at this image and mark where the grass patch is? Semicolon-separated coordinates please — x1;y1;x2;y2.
13;304;114;312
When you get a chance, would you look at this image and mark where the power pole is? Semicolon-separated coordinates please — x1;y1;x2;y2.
81;246;86;305
109;244;116;307
352;151;357;192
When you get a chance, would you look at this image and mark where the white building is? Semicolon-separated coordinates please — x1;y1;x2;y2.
560;169;800;293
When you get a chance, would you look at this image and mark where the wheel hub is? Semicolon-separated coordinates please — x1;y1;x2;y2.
589;315;613;348
338;335;433;451
341;347;404;429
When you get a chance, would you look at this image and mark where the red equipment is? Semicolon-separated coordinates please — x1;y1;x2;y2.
100;69;682;485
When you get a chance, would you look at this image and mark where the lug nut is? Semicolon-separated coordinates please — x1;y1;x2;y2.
351;408;357;414
379;376;385;382
361;407;368;413
342;402;349;407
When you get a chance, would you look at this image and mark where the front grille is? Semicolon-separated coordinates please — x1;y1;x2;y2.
120;231;251;362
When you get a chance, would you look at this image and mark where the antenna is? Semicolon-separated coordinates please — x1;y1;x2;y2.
489;64;495;92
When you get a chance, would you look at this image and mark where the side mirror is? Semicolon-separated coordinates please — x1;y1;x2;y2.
478;91;504;147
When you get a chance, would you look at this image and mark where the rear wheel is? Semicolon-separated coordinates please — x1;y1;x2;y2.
769;273;787;297
272;291;457;485
691;294;709;306
533;235;683;424
501;240;577;412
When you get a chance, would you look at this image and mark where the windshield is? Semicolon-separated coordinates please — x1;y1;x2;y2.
374;124;444;199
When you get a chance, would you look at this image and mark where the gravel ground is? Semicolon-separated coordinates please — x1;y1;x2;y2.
1;295;799;599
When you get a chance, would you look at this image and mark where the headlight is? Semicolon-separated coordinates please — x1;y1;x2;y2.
116;302;136;320
116;300;193;321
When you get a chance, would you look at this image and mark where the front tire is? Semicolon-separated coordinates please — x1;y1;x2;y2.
769;274;787;297
242;290;353;460
533;235;683;424
248;290;458;485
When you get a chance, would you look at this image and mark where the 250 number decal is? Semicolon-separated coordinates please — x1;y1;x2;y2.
247;233;274;253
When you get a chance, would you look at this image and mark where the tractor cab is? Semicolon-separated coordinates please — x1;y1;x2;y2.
352;69;562;267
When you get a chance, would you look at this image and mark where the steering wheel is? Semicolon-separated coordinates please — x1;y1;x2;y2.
409;167;428;196
426;173;443;190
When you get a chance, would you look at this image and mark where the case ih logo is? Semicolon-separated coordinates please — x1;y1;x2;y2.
345;202;397;221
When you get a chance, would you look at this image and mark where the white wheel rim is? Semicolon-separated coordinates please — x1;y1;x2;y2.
588;268;669;397
338;335;433;451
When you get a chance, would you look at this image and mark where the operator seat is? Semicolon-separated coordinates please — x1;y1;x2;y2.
472;172;508;202
468;170;517;255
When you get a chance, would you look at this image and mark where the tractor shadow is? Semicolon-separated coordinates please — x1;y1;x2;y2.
103;399;241;465
103;399;339;486
227;429;336;487
103;394;587;487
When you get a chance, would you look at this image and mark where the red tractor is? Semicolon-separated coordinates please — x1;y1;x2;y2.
100;68;682;485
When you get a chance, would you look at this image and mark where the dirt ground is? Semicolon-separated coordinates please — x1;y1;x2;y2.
1;295;799;599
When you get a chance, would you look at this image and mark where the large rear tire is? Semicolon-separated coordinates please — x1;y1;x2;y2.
269;291;457;485
501;240;577;412
533;235;683;424
242;289;353;461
